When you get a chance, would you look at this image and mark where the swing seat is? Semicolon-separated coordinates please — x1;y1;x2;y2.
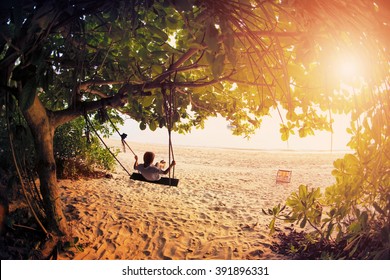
130;172;179;187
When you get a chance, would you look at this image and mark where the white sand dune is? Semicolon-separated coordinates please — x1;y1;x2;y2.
59;140;342;260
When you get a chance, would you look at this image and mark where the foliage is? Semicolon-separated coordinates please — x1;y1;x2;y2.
0;102;36;172
2;0;388;148
0;101;116;177
54;115;119;178
264;94;390;258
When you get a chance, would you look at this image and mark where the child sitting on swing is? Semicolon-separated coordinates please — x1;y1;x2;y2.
134;152;176;182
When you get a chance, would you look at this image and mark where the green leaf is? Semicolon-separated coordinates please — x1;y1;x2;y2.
205;51;215;65
223;33;234;51
145;24;168;42
19;79;36;111
280;124;289;141
298;185;307;199
227;50;237;67
359;211;368;228
269;218;276;234
300;217;307;228
149;121;157;131
298;127;306;137
205;24;219;52
211;54;225;78
166;16;178;29
139;122;147;130
141;96;155;107
213;82;224;92
173;0;194;12
348;221;361;233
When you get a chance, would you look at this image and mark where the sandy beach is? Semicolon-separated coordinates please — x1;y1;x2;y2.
58;140;343;260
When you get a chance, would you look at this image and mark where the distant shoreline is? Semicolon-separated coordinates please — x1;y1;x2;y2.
108;137;350;154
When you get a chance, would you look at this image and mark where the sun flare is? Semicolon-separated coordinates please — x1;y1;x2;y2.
337;55;360;79
331;51;365;82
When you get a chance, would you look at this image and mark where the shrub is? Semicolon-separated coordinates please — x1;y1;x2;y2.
264;96;390;259
54;116;118;178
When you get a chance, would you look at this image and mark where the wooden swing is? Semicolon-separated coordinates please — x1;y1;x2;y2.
84;85;179;187
130;172;179;187
129;86;179;187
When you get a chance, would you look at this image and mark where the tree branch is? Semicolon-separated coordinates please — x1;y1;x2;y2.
85;89;110;98
78;80;126;91
51;84;132;128
165;78;225;89
226;78;274;87
147;29;301;86
151;48;201;85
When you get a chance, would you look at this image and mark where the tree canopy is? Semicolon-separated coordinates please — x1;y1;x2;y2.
2;0;388;136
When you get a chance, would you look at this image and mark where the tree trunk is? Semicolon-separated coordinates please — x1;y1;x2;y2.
22;93;68;236
18;83;130;238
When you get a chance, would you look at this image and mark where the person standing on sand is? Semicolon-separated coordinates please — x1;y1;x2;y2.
134;151;176;182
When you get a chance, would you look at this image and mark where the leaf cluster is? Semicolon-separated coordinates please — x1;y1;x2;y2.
54;116;118;177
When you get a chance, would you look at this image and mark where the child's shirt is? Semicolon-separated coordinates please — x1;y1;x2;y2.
135;164;163;181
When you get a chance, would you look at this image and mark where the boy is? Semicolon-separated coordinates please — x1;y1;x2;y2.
134;151;176;182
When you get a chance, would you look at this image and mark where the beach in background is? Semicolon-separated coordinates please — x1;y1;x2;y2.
59;140;344;260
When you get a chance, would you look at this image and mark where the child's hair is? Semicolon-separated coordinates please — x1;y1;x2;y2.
143;151;155;166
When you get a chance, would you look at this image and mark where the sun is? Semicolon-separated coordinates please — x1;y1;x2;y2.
337;54;361;80
328;49;367;84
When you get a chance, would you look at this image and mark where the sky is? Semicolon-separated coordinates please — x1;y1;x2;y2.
114;110;352;152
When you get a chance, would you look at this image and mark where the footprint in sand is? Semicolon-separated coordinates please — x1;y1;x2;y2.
199;213;210;220
157;232;173;260
143;250;151;257
125;225;133;234
96;222;104;236
195;231;205;237
65;204;76;212
106;239;116;254
248;249;264;258
141;233;148;241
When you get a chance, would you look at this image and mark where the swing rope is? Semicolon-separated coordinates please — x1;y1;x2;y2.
162;86;176;183
5;92;48;236
105;111;137;156
84;111;132;177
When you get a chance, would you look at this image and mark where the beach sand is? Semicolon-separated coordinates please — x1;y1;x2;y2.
58;140;343;260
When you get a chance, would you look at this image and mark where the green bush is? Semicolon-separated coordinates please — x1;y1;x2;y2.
264;97;390;259
54;117;118;178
